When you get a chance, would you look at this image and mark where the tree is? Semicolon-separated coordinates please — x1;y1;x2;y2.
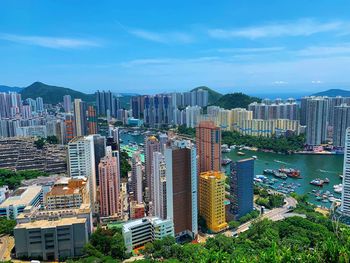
46;135;58;144
110;231;127;259
120;151;131;178
34;138;46;149
0;218;16;235
228;220;240;230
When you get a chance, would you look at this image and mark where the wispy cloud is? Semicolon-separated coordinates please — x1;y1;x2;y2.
0;34;101;49
120;56;218;67
128;29;194;44
216;47;285;53
208;19;346;39
273;80;288;85
297;43;350;57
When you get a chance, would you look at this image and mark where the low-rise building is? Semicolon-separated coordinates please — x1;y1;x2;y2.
0;185;42;219
45;177;89;210
122;217;174;253
14;217;89;261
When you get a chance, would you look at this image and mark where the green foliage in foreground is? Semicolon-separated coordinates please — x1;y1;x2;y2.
222;131;305;153
137;214;350;263
255;187;285;209
0;169;48;189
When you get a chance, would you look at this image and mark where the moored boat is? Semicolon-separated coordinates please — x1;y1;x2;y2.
310;179;324;187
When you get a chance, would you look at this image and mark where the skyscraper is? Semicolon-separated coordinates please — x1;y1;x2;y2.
64;114;75;143
306;97;328;146
95;90;113;116
341;128;350;217
63;95;72;113
150;152;167;219
229;158;254;219
196;120;221;173
73;99;87;136
131;152;143;204
98;150;120;217
36;97;44;113
145;136;160;200
165;140;198;239
333;104;350;148
199;171;228;233
87;106;97;135
67;136;97;208
92;134;106;186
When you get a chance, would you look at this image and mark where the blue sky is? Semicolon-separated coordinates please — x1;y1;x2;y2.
1;0;350;95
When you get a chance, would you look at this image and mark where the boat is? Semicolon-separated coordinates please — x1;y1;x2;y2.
230;145;236;150
279;168;301;178
334;184;343;193
237;151;245;156
324;178;330;184
310;179;324;187
222;158;232;165
252;155;258;159
273;171;288;179
339;174;344;179
263;169;275;175
221;144;231;153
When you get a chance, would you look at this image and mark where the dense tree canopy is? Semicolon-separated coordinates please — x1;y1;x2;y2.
120;151;131;178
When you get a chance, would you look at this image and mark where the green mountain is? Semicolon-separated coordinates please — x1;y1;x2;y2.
0;85;23;93
312;89;350;97
20;82;95;104
213;92;261;109
191;86;222;104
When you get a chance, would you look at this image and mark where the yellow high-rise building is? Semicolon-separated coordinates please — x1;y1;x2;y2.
199;171;228;233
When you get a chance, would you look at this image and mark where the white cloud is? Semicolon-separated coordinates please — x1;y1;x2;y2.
273;81;288;85
208;19;346;39
128;29;194;44
216;47;285;53
0;34;100;49
297;43;350;57
311;80;323;84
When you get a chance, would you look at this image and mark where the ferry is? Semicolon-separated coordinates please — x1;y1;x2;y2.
237;151;245;156
310;179;324;187
279;168;301;178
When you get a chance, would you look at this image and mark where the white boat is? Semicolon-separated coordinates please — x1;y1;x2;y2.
334;184;343;193
252;155;258;159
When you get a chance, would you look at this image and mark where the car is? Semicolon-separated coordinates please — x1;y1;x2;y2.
232;231;238;238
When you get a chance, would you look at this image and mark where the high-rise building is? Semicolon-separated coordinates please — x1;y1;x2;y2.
73;99;87;136
333;104;350;147
63;95;72;113
98;151;120;217
306;97;328;146
341;128;350;216
185;106;202;128
145;136;160;200
150;152;167;219
64;113;75;143
199;171;228;233
87;106;97;135
131;96;145;119
92;134;106;185
196;120;221;173
229;158;254;219
131;152;143;204
248;101;298;120
95;90;113;116
36;97;44;113
68;136;97;208
165;140;198;239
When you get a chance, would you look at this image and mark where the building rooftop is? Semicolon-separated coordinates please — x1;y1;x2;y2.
0;185;42;208
15;217;86;229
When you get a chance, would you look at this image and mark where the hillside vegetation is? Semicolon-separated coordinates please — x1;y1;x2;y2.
191;86;222;104
20;82;94;104
213;92;261;109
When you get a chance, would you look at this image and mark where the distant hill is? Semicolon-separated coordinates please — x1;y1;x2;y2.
213;92;261;109
20;82;95;104
0;85;23;93
312;89;350;97
191;86;222;104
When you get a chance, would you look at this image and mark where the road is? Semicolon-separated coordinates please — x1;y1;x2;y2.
223;195;298;237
